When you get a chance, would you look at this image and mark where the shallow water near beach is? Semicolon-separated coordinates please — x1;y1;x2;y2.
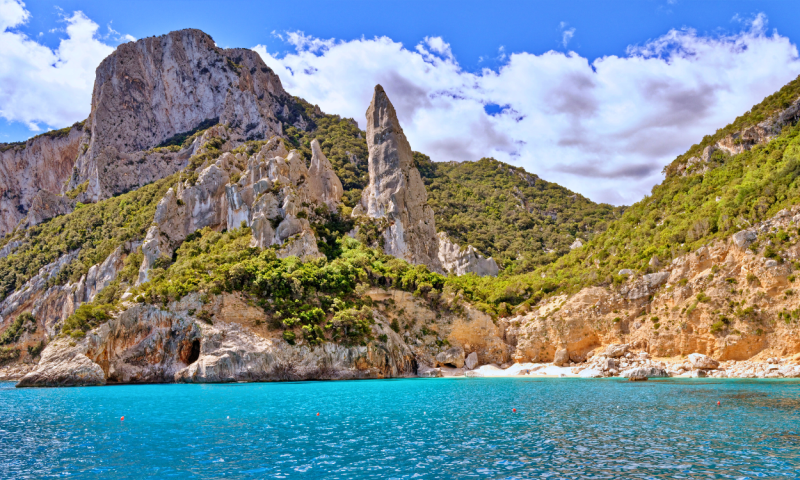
2;378;800;479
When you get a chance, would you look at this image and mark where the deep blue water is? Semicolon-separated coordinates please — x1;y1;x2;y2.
2;378;800;479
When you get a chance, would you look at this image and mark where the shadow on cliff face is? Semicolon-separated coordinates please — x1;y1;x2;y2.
187;340;200;365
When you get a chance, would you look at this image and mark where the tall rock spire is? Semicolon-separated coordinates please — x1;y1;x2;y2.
354;85;442;273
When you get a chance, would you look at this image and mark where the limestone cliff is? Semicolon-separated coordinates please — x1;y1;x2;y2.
0;124;85;235
68;29;288;203
503;206;800;366
137;135;339;284
17;288;509;386
353;85;442;273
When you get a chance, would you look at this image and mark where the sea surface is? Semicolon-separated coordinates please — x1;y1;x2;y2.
1;377;800;479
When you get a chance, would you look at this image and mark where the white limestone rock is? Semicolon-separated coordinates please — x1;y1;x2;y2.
689;353;720;370
354;85;443;273
307;139;344;210
437;232;499;277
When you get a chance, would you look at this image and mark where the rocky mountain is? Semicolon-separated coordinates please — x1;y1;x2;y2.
0;124;84;235
0;29;291;237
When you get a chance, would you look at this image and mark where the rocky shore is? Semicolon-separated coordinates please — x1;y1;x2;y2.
419;343;800;379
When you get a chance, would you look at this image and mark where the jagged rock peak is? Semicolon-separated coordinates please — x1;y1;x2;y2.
68;28;288;203
354;85;443;273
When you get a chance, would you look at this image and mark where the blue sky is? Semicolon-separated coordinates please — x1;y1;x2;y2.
2;0;800;204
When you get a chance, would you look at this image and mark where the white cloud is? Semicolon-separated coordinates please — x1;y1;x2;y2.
0;0;115;131
560;22;576;48
255;17;800;205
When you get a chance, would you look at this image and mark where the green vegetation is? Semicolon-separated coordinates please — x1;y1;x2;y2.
129;224;446;346
0;312;36;345
417;154;622;272
156;118;219;149
0;174;176;301
441;115;800;316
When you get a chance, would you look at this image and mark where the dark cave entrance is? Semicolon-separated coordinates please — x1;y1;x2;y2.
187;339;200;365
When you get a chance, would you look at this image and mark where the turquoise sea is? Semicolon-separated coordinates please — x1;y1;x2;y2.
1;378;800;479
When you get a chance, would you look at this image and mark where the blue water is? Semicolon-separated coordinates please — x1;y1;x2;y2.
2;378;800;479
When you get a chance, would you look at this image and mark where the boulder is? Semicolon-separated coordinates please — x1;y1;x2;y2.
553;348;569;366
570;239;583;250
643;272;670;289
619;269;634;276
354;85;443;273
732;230;758;249
465;352;479;370
578;368;603;378
435;346;465;368
689;353;719;369
605;344;629;358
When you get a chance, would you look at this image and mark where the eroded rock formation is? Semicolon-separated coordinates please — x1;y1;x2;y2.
68;29;288;203
353;85;442;273
437;232;499;276
137;136;340;284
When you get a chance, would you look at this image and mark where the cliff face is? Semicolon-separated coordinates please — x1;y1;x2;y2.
0;125;85;235
354;85;442;273
69;29;288;203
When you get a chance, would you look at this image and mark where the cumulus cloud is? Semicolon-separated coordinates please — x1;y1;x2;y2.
255;17;800;204
0;0;115;131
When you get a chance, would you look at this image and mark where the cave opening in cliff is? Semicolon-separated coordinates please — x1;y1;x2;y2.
187;340;200;365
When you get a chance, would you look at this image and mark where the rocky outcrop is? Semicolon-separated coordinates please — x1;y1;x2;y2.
0;124;85;236
138;136;338;284
437;232;499;277
18;293;418;386
67;29;288;203
307;139;343;210
688;353;719;370
353;85;442;273
676;96;800;176
435;346;465;368
18;191;75;229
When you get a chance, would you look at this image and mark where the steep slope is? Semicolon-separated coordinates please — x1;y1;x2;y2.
417;155;622;273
